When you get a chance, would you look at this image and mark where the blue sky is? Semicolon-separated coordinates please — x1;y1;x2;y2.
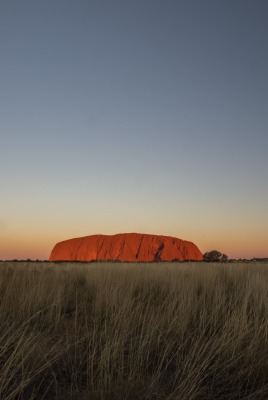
1;0;267;259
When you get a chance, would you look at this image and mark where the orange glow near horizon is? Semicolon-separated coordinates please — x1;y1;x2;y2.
0;230;267;261
0;232;56;260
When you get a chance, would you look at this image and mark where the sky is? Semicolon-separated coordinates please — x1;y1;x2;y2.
1;0;267;260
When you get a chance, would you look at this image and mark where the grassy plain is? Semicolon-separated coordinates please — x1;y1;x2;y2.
0;261;267;400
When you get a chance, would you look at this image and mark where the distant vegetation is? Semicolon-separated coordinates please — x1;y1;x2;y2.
3;255;268;263
0;261;267;399
203;250;228;262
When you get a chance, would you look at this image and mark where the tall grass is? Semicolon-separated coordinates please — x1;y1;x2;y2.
0;262;267;399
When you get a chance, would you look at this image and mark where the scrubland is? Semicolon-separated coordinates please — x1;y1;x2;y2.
0;261;267;400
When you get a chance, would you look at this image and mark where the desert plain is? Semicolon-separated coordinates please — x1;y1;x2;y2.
0;260;267;400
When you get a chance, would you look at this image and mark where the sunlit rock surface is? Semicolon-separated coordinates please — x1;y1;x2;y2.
49;233;203;262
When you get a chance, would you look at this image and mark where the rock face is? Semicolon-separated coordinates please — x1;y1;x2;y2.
49;233;203;262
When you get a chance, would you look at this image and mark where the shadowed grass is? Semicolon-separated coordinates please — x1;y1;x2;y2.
0;261;267;399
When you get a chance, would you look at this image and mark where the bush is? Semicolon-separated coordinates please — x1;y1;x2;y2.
203;250;228;262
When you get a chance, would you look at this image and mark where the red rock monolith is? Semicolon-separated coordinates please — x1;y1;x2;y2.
49;233;203;262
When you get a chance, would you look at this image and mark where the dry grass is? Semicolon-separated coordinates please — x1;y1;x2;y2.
0;261;267;399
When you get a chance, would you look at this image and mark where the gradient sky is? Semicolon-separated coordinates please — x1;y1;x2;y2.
1;0;267;260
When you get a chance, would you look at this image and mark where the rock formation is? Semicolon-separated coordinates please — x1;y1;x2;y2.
49;233;203;262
